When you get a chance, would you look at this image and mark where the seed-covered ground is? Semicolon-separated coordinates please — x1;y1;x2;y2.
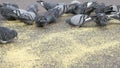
0;0;120;68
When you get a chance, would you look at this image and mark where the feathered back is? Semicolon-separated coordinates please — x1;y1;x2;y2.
35;6;63;27
0;27;17;43
2;2;19;8
94;13;108;26
0;3;19;20
54;4;68;15
37;0;58;10
66;14;91;26
95;3;106;13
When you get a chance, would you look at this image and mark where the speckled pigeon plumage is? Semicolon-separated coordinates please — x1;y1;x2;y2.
0;3;19;20
66;14;92;27
0;27;17;44
35;4;66;27
37;0;58;10
13;4;39;25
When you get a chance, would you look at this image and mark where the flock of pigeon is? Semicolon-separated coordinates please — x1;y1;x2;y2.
0;0;120;43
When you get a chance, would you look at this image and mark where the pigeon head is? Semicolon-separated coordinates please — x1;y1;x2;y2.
66;19;75;26
35;15;48;27
109;5;120;12
104;6;114;14
95;13;108;26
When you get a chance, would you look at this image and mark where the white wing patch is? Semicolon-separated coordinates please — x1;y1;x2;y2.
85;17;92;21
41;2;44;7
87;2;93;7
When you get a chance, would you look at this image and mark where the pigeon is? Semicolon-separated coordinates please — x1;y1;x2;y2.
0;3;19;20
35;4;65;27
94;3;113;14
37;0;68;13
107;5;120;20
0;27;17;44
66;2;80;14
93;13;108;26
110;5;120;12
66;14;92;27
35;7;60;27
13;4;39;25
37;0;58;10
54;4;68;15
66;13;108;27
67;1;98;15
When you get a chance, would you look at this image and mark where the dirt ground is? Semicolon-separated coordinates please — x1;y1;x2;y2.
0;0;120;68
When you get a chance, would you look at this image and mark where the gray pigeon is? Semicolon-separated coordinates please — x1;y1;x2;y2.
67;1;98;15
107;5;120;20
66;13;108;27
66;0;81;13
13;4;39;25
0;2;19;20
37;0;58;10
35;4;65;27
94;3;114;14
37;0;68;13
93;13;108;26
66;14;92;27
0;27;17;44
